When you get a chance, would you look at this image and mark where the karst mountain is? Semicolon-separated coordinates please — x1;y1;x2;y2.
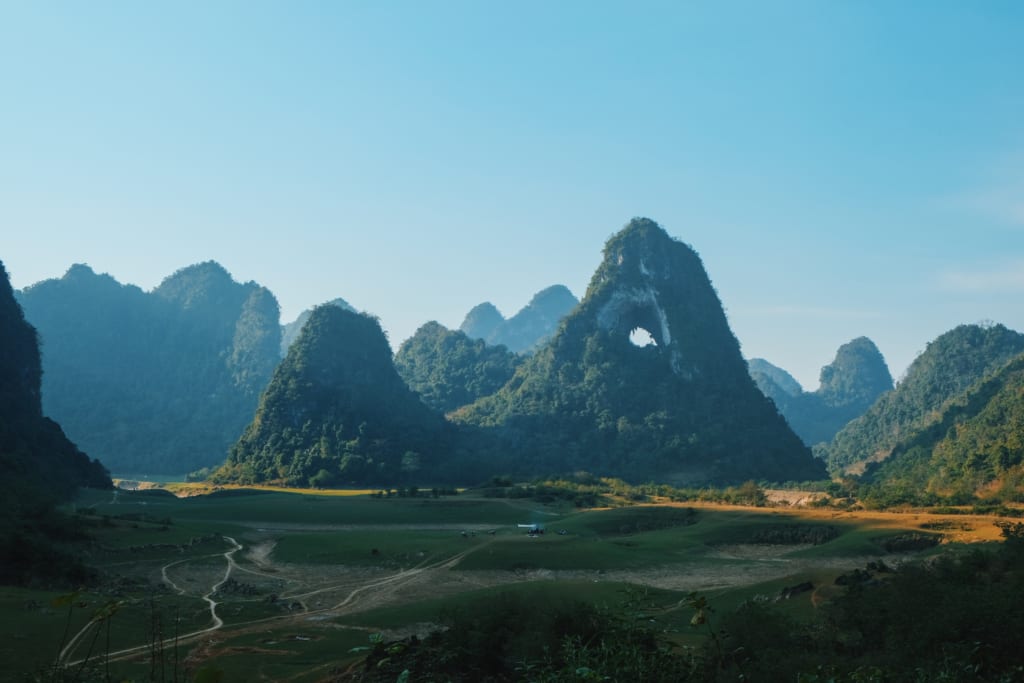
17;261;282;475
455;218;826;484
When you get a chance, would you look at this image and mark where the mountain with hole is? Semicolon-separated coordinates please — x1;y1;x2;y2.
454;218;825;484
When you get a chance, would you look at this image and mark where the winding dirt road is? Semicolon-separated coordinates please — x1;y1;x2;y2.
61;535;243;669
62;535;492;671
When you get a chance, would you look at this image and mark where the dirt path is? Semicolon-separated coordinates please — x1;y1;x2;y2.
202;535;242;630
62;535;243;670
66;537;493;671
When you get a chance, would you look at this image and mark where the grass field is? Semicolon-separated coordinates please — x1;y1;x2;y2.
3;485;1013;682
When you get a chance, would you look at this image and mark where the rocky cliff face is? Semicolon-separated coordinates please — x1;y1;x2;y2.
456;218;825;484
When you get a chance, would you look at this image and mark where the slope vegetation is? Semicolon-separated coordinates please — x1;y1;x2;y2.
218;306;453;487
823;323;1024;475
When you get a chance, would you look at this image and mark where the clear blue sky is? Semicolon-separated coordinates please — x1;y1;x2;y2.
2;1;1023;389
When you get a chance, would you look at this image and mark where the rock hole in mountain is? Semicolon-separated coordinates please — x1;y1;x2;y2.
629;327;657;347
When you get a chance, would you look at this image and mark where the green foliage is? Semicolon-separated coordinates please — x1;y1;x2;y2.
454;218;825;485
394;321;522;414
350;591;696;682
703;534;1024;680
216;306;454;486
857;349;1024;506
475;474;775;510
824;323;1024;476
349;534;1024;682
17;261;282;474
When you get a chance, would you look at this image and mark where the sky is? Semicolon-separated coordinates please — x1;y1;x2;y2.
2;1;1023;389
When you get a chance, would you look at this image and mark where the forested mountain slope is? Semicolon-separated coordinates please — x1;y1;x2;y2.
822;323;1024;475
18;261;282;474
859;350;1024;504
218;307;453;487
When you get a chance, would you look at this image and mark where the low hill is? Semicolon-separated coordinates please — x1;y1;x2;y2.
394;321;522;414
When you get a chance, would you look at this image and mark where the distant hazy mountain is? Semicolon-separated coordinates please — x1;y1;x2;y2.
1;259;110;585
754;338;893;447
460;285;579;353
748;358;803;404
395;321;522;414
218;306;451;487
459;302;504;343
18;261;282;475
859;350;1024;504
280;297;354;356
822;323;1024;475
455;218;825;485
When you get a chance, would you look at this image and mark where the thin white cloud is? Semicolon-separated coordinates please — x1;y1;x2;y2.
941;152;1024;228
746;305;881;320
950;188;1024;227
938;261;1024;293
